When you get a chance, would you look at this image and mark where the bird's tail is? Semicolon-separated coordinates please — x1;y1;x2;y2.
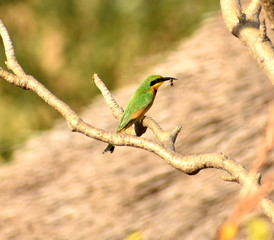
102;144;115;154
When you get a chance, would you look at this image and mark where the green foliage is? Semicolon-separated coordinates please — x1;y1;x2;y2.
0;0;218;161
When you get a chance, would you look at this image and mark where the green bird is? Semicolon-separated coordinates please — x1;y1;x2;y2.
103;75;177;153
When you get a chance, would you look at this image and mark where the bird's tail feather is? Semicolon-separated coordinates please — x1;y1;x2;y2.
102;144;115;154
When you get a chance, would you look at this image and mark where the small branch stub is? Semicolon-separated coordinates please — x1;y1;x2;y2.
259;19;269;42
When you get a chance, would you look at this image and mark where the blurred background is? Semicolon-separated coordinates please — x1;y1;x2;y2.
0;0;218;161
0;1;273;239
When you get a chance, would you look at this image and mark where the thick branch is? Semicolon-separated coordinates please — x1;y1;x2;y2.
0;68;82;131
220;0;274;84
0;19;274;222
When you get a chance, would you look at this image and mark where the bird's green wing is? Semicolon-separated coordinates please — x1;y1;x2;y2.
117;90;154;132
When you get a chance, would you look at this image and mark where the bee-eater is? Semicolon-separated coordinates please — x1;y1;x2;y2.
103;75;177;153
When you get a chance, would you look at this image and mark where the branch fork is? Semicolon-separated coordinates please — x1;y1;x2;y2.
221;0;274;84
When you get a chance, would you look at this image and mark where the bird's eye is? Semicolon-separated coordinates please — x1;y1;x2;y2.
150;78;162;86
150;80;156;86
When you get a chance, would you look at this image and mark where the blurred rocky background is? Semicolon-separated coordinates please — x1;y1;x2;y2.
0;1;273;239
0;0;217;161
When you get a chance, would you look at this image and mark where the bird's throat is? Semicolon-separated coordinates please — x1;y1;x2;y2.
152;82;163;90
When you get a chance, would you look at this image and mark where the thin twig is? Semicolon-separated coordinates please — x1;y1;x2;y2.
92;74;123;119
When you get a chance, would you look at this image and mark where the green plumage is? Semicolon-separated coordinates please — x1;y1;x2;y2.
103;74;176;154
117;77;157;132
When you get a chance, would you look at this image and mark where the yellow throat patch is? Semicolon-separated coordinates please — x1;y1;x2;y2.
152;82;163;90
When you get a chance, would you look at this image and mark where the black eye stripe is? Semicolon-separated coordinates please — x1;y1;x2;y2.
150;78;163;86
150;77;176;86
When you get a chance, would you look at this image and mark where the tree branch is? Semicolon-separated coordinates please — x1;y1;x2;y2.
0;19;274;222
220;0;274;84
92;74;123;119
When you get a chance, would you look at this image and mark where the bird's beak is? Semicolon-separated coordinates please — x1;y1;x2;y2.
150;76;177;87
160;77;177;82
